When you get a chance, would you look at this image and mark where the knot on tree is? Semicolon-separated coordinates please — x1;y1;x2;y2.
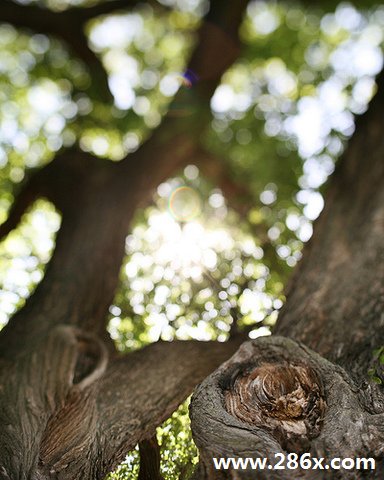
222;362;326;451
72;329;108;390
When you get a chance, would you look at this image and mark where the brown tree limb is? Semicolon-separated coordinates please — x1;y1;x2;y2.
0;148;106;243
0;325;107;479
116;0;249;175
96;337;247;475
0;173;40;242
26;336;247;479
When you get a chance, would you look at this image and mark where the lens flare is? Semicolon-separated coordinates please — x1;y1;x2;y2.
180;69;198;88
168;186;202;222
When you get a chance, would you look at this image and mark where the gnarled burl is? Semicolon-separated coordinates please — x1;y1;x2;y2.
223;360;325;452
190;337;383;479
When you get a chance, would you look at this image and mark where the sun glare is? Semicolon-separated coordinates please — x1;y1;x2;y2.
116;173;280;347
144;211;229;281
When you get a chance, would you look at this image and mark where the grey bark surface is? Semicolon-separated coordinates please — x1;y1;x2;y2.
190;338;384;479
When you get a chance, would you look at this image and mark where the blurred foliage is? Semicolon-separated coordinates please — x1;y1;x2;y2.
0;0;384;479
368;346;384;385
108;167;285;351
106;399;198;480
0;199;60;325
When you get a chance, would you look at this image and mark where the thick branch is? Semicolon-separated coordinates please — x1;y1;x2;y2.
0;149;122;356
95;337;247;477
188;0;248;101
118;0;249;178
0;325;107;479
0;173;40;242
22;337;246;479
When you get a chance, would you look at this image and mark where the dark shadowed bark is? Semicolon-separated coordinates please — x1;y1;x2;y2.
138;435;163;480
189;73;384;478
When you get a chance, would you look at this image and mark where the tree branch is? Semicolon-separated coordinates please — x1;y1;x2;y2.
0;325;107;478
274;69;384;375
0;174;40;242
0;148;106;242
96;337;247;476
117;0;250;186
138;434;164;480
30;336;247;479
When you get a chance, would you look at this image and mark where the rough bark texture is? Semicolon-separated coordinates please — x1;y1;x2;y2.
189;74;384;478
275;74;384;378
190;338;384;479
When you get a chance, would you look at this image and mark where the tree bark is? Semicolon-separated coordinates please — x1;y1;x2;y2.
189;74;384;478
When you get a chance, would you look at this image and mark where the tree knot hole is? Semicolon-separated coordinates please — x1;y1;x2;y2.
223;362;326;449
72;329;108;390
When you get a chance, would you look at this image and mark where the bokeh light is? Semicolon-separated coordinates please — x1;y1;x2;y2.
168;186;202;222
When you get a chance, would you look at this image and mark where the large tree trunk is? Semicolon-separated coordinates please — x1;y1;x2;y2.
0;1;251;479
189;74;384;478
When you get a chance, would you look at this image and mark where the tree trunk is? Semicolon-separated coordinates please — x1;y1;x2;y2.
0;1;250;479
189;74;384;478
